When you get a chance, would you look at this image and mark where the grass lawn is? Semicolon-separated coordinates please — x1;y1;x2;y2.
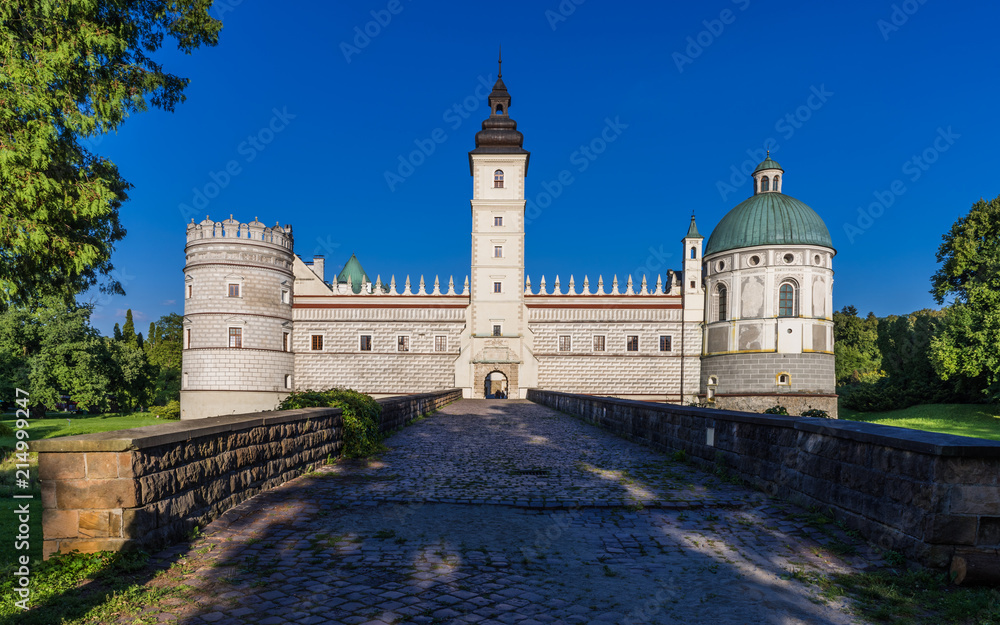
0;412;169;568
839;403;1000;441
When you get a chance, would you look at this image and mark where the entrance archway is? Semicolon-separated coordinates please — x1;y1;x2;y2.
485;371;508;399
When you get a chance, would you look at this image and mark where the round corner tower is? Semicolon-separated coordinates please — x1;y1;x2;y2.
180;216;295;419
700;156;838;417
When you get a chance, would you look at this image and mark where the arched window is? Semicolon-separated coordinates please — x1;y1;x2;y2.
761;175;770;192
494;169;504;188
773;175;780;192
496;105;504;114
690;247;696;259
779;282;797;317
717;284;728;321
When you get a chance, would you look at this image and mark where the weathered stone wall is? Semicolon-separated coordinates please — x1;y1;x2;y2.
713;393;839;419
35;389;462;558
701;352;836;394
528;389;1000;575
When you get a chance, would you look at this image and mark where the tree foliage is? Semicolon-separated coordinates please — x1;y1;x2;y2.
929;195;1000;400
0;1;220;308
833;305;881;385
144;312;182;404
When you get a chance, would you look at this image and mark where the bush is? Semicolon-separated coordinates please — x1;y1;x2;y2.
837;377;900;412
763;405;789;415
157;400;180;420
800;408;831;419
279;388;382;458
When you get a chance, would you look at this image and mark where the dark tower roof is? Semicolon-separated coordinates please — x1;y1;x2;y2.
470;49;530;174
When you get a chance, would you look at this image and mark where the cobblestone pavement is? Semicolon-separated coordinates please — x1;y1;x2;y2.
130;400;884;624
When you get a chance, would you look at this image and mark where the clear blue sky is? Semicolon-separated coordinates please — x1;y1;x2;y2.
85;0;1000;336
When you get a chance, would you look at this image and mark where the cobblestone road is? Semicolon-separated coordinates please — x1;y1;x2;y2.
132;400;883;624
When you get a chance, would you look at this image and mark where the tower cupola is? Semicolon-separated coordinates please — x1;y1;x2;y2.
752;150;784;194
472;48;527;157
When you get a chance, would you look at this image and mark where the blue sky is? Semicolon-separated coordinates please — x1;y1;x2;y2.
84;0;1000;335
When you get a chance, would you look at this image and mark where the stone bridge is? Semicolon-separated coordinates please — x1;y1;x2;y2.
33;393;1000;623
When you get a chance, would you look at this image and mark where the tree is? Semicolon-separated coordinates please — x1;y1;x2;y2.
0;2;221;309
144;313;183;404
833;305;881;385
929;195;1000;400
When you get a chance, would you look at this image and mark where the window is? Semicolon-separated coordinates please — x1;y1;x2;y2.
492;324;502;337
659;335;672;352
762;175;769;192
186;284;192;299
494;169;504;188
311;335;323;351
228;283;240;298
493;281;502;293
284;374;292;389
185;329;191;349
779;282;796;317
593;335;605;351
717;284;728;321
494;246;503;258
496;105;503;114
360;335;372;351
282;332;289;352
494;216;503;226
183;372;189;388
690;281;696;289
777;372;791;386
397;335;409;352
690;247;696;259
774;175;780;191
627;335;639;352
281;289;289;304
559;335;571;352
435;335;447;352
229;327;242;348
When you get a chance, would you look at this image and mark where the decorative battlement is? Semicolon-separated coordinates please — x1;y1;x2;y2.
186;215;293;250
524;272;682;296
327;274;471;296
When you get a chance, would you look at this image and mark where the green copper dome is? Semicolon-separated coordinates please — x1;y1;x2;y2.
705;192;833;256
337;254;371;293
753;156;783;173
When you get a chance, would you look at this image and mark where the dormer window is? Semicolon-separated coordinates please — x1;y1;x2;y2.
761;176;770;192
494;170;504;188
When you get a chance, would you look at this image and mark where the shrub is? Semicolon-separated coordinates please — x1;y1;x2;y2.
157;400;181;420
837;377;900;412
0;422;14;437
800;408;831;419
763;405;789;415
279;388;382;457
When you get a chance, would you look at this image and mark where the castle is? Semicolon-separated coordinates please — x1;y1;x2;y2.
179;66;837;419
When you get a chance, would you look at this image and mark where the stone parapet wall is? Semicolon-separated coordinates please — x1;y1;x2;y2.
527;389;1000;578
35;389;462;558
713;393;839;419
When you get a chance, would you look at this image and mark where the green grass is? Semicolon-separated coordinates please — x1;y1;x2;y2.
0;412;168;568
839;403;1000;441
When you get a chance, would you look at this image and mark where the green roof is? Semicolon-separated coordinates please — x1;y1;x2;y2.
705;192;833;256
684;215;703;239
753;156;783;173
336;254;370;293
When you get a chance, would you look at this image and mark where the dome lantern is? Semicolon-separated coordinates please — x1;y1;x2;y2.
752;150;783;194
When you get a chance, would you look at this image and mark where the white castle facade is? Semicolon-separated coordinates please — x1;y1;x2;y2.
179;68;838;420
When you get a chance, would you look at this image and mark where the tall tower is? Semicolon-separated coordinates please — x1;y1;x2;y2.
181;216;296;419
457;53;534;398
680;215;705;404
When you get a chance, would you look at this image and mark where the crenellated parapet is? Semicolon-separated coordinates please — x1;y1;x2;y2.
186;215;293;250
524;272;682;296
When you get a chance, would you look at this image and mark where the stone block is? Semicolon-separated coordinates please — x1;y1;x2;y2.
38;453;86;480
935;457;1000;486
54;538;130;555
43;509;79;539
117;453;135;478
41;481;56;509
122;508;158;538
949;485;1000;516
56;479;139;509
86;452;119;479
977;517;1000;547
925;514;978;545
78;511;112;538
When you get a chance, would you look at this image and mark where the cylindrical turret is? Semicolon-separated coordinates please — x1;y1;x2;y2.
180;215;295;419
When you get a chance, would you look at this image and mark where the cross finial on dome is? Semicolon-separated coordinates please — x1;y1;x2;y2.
498;44;502;78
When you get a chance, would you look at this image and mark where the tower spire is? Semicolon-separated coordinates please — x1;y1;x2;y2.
498;44;502;78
